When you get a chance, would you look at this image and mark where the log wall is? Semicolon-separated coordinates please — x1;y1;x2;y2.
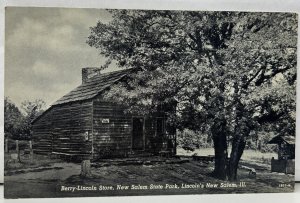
92;96;170;158
32;101;93;158
92;99;132;158
32;109;53;155
32;96;175;159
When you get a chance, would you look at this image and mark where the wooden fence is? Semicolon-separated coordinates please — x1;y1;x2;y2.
5;139;34;161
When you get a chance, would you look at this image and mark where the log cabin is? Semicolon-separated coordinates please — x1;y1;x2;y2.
32;67;176;160
268;135;295;174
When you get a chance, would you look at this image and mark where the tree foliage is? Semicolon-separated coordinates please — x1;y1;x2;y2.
87;10;297;180
4;97;24;139
19;99;46;140
4;98;46;140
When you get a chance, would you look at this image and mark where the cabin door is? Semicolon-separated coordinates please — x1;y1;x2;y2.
132;117;144;150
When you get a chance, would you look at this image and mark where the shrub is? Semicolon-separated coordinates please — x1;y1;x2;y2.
177;129;212;151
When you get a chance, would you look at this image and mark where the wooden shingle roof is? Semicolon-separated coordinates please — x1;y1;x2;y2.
268;135;295;145
53;68;135;106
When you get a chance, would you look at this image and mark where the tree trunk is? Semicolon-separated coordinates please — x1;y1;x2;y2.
212;133;228;180
211;80;227;180
211;117;228;180
163;99;178;156
81;160;92;177
227;136;246;181
227;96;251;181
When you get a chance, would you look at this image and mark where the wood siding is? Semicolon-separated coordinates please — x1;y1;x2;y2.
92;96;170;158
32;110;53;155
32;96;175;159
32;101;93;158
92;99;132;158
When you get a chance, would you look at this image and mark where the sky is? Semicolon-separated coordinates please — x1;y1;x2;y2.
5;7;118;109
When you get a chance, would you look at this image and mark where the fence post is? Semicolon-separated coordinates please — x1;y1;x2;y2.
29;140;33;160
16;140;20;162
81;159;92;177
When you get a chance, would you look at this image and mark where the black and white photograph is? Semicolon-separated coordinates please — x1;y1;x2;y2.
4;7;297;198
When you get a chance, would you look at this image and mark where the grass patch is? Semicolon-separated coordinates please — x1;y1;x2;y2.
177;147;277;165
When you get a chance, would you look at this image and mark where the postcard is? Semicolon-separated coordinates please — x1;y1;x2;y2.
4;7;297;198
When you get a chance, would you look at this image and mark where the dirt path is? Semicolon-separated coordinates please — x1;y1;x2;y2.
5;162;81;181
5;162;81;198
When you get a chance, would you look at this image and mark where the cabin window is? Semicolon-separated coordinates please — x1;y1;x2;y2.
156;117;165;137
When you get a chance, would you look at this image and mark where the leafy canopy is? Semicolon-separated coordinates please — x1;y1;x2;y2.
87;10;297;137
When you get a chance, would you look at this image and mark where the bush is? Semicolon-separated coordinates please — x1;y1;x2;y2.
177;129;212;151
245;131;277;153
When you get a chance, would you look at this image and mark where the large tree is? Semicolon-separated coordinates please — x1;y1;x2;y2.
4;98;46;140
221;12;297;180
87;10;297;180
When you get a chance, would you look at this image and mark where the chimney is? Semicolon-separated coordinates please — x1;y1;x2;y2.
82;67;101;84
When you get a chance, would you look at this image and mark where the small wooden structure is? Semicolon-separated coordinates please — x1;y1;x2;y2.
32;68;176;160
268;135;295;174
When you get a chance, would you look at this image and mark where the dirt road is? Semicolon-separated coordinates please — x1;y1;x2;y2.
5;162;81;198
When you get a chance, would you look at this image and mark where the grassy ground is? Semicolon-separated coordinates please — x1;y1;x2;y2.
4;148;293;198
177;148;277;164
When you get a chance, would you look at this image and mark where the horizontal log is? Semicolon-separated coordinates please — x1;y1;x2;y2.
53;149;92;153
51;152;91;156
